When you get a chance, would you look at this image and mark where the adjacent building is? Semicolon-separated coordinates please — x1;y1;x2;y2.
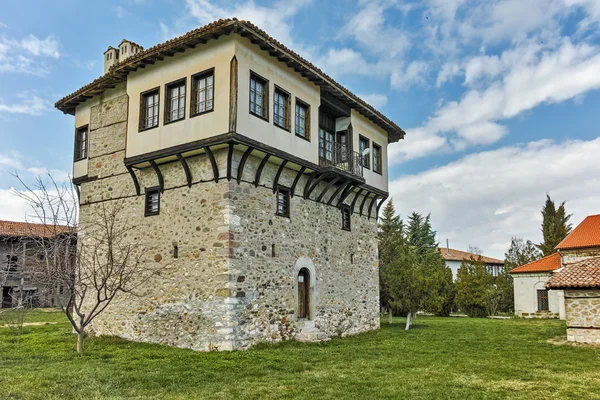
510;253;564;319
438;245;504;281
0;221;70;309
546;214;600;344
55;19;405;350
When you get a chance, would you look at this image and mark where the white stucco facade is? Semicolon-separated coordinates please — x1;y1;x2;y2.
513;272;565;319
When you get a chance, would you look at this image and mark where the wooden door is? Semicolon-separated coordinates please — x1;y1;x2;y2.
2;287;12;308
298;270;309;319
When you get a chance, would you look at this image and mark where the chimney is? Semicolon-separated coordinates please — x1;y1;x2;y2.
103;46;119;74
446;239;450;255
118;39;144;63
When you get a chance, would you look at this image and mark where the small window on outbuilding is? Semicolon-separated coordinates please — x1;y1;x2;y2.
145;187;160;216
537;289;549;311
341;206;351;231
276;186;290;218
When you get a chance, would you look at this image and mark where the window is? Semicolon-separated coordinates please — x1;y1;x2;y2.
145;187;160;216
191;69;214;116
273;87;290;130
165;79;186;123
140;88;160;131
74;125;88;161
341;206;351;231
276;186;290;217
250;72;268;119
319;111;335;163
537;290;549;311
373;143;382;174
359;136;370;169
295;99;310;140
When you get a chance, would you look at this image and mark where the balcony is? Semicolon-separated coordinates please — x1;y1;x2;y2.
319;141;363;178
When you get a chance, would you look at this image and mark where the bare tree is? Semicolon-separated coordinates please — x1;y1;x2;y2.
14;173;153;353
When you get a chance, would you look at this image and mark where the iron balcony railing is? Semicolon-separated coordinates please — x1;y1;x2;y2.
319;141;363;178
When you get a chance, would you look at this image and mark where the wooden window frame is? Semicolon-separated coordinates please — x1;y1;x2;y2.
373;142;382;175
359;135;370;170
190;68;215;118
341;205;352;231
139;87;160;132
249;71;269;121
273;85;291;131
74;125;88;161
295;98;310;141
164;78;187;125
144;187;161;217
537;289;549;312
275;186;291;218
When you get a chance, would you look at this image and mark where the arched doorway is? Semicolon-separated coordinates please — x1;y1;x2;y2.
297;268;310;319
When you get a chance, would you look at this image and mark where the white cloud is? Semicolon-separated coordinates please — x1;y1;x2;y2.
357;93;388;108
0;94;50;116
391;37;600;163
114;6;130;19
0;33;60;75
388;137;600;259
390;61;430;90
185;0;312;51
0;188;33;222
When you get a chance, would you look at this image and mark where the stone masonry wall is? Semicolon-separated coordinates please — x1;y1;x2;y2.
564;290;600;344
79;93;380;350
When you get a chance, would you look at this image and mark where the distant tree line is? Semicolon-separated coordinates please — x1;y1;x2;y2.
379;194;572;320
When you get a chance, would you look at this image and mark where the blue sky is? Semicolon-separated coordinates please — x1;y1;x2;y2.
1;0;600;258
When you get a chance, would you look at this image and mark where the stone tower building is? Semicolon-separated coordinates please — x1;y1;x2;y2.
55;19;405;351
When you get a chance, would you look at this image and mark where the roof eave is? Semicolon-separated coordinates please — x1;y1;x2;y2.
55;19;405;141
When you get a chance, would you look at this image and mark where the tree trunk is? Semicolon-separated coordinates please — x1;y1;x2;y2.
405;312;412;331
76;331;84;354
388;308;393;324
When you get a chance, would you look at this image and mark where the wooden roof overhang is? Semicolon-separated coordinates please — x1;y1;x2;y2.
120;132;387;219
55;19;404;143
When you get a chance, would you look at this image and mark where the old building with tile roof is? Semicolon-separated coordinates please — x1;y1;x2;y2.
438;245;504;281
55;19;405;350
0;220;72;309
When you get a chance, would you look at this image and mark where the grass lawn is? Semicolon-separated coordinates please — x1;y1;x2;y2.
1;311;599;399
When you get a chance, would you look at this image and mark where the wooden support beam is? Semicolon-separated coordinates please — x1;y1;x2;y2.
336;183;357;207
254;154;271;187
367;195;379;219
126;165;140;196
375;195;389;220
350;188;364;214
176;154;192;188
272;160;288;193
359;192;371;216
149;160;164;193
202;146;219;183
290;166;307;198
237;147;254;184
304;172;333;200
328;180;353;206
226;142;234;181
316;176;343;203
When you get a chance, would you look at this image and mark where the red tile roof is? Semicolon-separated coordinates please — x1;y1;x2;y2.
438;248;504;265
556;214;600;250
0;220;71;239
509;253;561;274
54;19;404;142
546;257;600;289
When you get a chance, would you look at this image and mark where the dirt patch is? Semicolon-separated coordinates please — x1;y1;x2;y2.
547;336;600;348
0;322;58;328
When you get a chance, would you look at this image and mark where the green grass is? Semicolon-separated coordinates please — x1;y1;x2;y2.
1;311;599;399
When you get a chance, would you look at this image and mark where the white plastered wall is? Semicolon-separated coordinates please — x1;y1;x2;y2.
512;273;565;319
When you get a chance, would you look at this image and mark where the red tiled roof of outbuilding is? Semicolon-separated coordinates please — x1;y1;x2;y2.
556;214;600;250
546;257;600;289
0;220;71;239
509;253;561;274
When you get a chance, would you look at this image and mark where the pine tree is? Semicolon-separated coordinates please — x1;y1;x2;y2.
537;195;573;256
455;256;493;317
378;200;403;313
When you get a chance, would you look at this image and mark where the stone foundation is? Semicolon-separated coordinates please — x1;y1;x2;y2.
564;290;600;344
